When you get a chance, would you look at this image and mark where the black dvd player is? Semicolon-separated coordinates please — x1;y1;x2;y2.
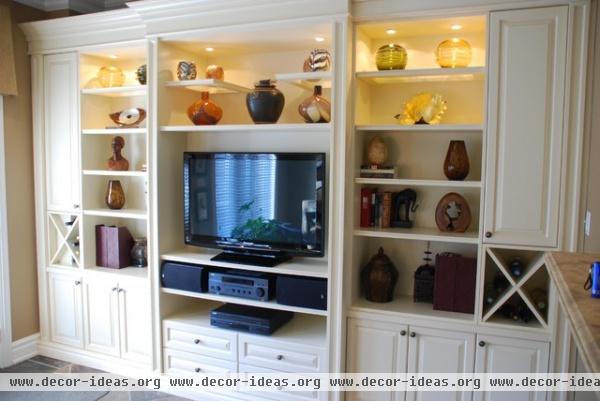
210;304;294;335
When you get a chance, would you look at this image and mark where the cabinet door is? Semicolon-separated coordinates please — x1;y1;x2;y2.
43;52;79;212
118;281;152;363
406;326;475;401
346;318;408;401
474;335;549;401
48;272;83;348
83;278;120;356
485;6;568;247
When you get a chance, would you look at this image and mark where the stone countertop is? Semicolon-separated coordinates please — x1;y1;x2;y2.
545;252;600;374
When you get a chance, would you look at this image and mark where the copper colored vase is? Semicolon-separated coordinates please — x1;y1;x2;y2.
187;92;223;125
298;85;331;123
361;247;398;303
443;140;470;180
105;180;125;210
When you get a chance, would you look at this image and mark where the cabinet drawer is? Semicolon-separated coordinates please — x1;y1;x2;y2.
238;335;325;373
239;364;324;401
163;320;237;361
163;348;237;375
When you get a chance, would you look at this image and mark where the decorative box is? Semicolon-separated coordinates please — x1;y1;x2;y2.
432;253;476;313
95;225;133;269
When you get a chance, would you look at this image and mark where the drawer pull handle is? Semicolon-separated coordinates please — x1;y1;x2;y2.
112;287;118;292
194;339;201;344
195;368;201;373
118;288;125;293
400;330;407;336
410;332;416;338
74;281;81;286
277;355;284;361
479;341;486;347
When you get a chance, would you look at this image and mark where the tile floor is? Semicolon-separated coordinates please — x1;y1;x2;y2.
0;356;191;401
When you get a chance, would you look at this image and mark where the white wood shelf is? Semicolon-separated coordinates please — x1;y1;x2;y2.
81;85;147;97
161;287;328;317
83;208;147;220
275;71;332;89
355;124;483;132
160;123;331;132
164;79;252;94
350;297;475;324
354;227;479;244
161;248;328;278
355;178;482;188
83;170;147;177
165;305;327;347
82;128;147;135
85;266;148;280
356;67;485;84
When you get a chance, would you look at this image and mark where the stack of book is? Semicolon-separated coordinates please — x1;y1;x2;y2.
359;165;397;179
360;188;393;228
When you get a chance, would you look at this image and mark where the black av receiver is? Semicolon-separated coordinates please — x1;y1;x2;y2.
208;270;275;301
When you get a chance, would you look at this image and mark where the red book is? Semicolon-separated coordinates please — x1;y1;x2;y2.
360;188;375;227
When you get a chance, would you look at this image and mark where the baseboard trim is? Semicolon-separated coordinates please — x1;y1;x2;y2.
12;333;40;364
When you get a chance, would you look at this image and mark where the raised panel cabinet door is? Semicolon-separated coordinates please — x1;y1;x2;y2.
485;6;568;247
474;335;549;401
406;326;475;401
346;318;409;401
43;52;79;212
83;278;120;356
118;281;152;364
48;272;83;348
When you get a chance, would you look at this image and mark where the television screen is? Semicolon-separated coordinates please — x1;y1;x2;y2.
184;152;325;256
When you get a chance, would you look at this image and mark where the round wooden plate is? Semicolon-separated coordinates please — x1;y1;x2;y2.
435;192;471;233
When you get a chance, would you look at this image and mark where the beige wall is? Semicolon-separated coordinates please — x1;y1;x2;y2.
1;1;46;341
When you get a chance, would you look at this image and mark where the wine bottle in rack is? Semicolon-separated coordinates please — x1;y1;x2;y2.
493;272;509;295
516;301;534;323
509;257;524;278
484;283;496;305
530;288;548;312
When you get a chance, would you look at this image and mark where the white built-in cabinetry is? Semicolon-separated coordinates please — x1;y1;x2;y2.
48;271;84;348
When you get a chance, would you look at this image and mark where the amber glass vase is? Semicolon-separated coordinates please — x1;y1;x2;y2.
105;180;126;210
444;140;470;180
375;44;407;70
187;92;223;125
436;38;472;68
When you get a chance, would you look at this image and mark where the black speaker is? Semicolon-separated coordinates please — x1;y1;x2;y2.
276;275;327;310
161;261;208;293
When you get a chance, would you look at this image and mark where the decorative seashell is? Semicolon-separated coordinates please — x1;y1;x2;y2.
177;61;197;80
109;108;147;127
367;136;388;166
395;92;447;125
303;49;331;72
205;65;224;80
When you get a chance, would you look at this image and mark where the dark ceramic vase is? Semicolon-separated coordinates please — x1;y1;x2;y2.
361;247;398;303
246;79;285;124
130;238;148;267
443;140;470;180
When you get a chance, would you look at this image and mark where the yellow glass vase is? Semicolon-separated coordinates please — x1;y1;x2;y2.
436;38;472;68
375;44;407;70
98;66;125;88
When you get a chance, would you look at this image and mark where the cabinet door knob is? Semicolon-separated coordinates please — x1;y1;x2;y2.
410;332;416;338
194;339;201;344
485;231;492;238
195;368;201;373
73;204;80;209
74;281;81;285
400;330;407;336
277;355;284;360
479;341;486;347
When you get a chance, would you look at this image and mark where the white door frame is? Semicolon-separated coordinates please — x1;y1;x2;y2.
0;95;14;367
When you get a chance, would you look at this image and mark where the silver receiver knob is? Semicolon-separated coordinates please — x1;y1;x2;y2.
256;288;265;298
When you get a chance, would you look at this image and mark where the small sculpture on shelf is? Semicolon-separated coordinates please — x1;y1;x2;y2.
366;135;388;167
394;92;447;125
391;189;418;228
187;92;223;125
109;107;146;128
205;65;224;80
303;49;331;72
97;66;124;88
434;192;471;233
136;64;147;85
107;136;129;171
298;85;331;123
177;61;197;80
413;243;435;303
361;247;398;303
444;140;470;181
436;38;472;68
105;179;125;210
375;44;407;70
246;79;285;124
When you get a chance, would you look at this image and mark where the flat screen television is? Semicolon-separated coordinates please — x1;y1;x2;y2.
183;152;325;266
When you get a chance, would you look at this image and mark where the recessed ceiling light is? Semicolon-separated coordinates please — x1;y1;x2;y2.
205;47;215;52
450;24;463;31
315;36;325;42
108;54;118;59
385;29;397;35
